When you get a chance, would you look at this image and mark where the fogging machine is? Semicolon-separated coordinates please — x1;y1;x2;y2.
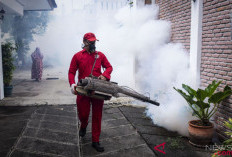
75;77;159;106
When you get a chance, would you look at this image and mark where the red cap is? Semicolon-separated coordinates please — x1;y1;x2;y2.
83;32;98;41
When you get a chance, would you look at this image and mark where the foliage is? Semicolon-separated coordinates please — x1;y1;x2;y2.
224;118;232;145
127;0;133;7
212;118;232;157
2;42;16;86
174;81;232;126
167;136;185;150
2;11;50;67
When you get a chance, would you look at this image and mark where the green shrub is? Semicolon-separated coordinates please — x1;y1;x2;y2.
2;42;15;86
212;118;232;157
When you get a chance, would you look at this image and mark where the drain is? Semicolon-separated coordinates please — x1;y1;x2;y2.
46;77;59;80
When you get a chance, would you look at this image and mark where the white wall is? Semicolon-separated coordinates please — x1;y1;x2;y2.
190;0;203;88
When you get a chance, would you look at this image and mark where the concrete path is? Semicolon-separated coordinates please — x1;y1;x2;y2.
0;104;214;157
0;67;76;106
0;68;214;157
0;105;80;157
118;106;213;157
79;104;213;157
79;105;154;157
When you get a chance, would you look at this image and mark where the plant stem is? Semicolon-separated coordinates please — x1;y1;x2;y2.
207;103;219;119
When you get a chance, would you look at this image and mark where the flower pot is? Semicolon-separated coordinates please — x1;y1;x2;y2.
188;120;214;147
4;85;13;97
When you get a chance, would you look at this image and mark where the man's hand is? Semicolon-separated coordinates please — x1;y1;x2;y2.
71;84;78;95
98;75;106;80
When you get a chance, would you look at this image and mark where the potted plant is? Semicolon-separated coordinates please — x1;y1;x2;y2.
2;42;15;96
173;81;232;146
212;118;232;157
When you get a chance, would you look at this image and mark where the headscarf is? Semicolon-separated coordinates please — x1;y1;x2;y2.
31;47;43;60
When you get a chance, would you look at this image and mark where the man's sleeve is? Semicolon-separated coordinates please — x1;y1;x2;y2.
68;54;78;86
101;54;113;80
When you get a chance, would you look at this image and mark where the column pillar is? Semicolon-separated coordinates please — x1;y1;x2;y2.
0;23;4;99
190;0;203;88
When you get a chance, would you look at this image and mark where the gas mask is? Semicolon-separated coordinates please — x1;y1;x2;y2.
88;43;96;53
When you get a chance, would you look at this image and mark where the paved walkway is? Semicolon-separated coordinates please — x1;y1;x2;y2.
0;68;76;106
79;105;154;157
0;104;213;157
0;105;79;157
0;69;214;157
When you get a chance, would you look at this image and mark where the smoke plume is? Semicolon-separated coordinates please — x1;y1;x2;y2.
32;1;196;136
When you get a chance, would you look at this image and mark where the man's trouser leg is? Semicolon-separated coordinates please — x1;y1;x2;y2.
91;98;104;142
76;95;91;129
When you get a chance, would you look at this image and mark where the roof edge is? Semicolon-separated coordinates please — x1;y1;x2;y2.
47;0;57;9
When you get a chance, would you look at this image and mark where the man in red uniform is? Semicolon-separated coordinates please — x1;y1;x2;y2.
68;33;113;152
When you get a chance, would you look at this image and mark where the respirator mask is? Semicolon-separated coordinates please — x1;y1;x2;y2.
88;42;96;53
82;41;96;53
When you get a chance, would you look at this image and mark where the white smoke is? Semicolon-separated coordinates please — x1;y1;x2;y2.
31;1;196;136
141;43;196;136
94;5;196;135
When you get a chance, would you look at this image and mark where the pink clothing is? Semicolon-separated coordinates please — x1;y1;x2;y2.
31;47;43;80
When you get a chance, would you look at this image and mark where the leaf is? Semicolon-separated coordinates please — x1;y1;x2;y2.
182;84;196;97
224;138;232;145
196;89;208;101
196;101;210;110
191;104;202;117
224;119;232;130
224;85;231;92
209;90;232;104
223;118;232;145
173;87;196;105
174;87;202;119
224;123;232;130
225;132;232;136
205;80;221;97
229;118;232;124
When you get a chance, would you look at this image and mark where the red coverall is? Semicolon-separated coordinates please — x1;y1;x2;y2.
68;49;113;142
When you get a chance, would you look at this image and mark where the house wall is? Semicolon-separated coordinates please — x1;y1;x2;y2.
155;0;232;141
200;0;232;141
155;0;191;51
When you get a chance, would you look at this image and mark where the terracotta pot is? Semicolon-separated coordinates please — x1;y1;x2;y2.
188;120;214;147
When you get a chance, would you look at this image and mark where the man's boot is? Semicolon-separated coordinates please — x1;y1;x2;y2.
79;128;86;137
92;142;104;152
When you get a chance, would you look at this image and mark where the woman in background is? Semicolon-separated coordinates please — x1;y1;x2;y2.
31;47;43;81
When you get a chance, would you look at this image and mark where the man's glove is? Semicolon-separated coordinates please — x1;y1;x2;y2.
98;75;106;80
71;84;77;95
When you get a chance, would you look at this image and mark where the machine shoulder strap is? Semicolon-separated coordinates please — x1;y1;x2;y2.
90;51;99;77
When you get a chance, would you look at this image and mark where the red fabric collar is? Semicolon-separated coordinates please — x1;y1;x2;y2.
82;49;98;55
